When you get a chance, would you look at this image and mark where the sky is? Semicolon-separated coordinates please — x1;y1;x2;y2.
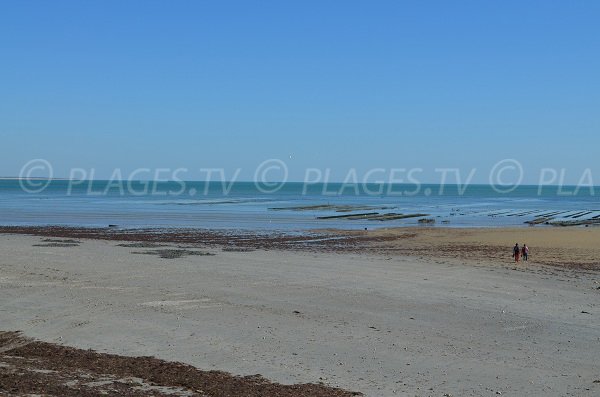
1;1;599;184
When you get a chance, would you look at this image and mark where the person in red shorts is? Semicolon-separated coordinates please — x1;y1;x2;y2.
513;243;521;262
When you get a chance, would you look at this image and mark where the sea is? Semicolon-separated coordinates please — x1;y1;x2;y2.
0;180;599;231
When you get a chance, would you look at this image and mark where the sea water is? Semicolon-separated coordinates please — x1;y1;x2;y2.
0;180;598;231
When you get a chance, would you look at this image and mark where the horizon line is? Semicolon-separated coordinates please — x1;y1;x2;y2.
1;177;598;188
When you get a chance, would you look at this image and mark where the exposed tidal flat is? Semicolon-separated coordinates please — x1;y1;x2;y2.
2;225;599;270
1;226;599;396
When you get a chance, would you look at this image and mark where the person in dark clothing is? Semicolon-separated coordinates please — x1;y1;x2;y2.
513;243;521;262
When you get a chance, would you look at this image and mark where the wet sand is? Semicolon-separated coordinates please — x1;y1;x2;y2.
3;225;599;270
1;228;600;396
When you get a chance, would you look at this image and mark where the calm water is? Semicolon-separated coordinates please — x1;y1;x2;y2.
0;180;599;231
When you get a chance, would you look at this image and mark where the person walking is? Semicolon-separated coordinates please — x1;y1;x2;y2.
522;244;529;261
513;243;521;263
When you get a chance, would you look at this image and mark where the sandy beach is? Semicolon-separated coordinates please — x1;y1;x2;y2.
1;227;600;396
5;0;599;395
362;226;600;270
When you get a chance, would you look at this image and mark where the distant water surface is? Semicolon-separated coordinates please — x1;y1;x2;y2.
0;180;598;231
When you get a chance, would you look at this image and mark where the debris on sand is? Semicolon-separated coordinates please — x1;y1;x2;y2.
41;238;81;244
32;243;81;247
117;242;167;248
222;247;256;252
132;249;215;259
32;238;81;248
0;331;362;397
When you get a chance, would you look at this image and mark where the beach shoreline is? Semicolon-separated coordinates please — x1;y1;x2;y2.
1;228;599;396
1;225;599;271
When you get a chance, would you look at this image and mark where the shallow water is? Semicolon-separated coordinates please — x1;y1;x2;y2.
0;180;598;230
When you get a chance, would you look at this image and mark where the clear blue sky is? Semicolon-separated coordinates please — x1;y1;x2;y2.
1;1;599;183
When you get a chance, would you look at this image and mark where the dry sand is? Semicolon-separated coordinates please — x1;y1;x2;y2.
1;230;600;396
359;226;600;270
367;226;600;251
